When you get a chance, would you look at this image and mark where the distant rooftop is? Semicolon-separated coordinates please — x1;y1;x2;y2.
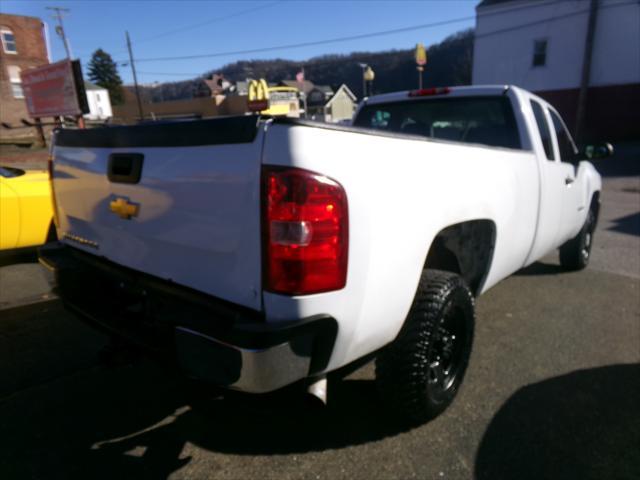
0;12;44;22
84;81;104;91
280;80;315;94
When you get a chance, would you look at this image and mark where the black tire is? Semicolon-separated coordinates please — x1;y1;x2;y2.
559;206;596;271
375;269;475;425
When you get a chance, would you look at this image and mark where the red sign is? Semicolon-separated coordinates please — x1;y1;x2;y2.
248;99;269;112
20;60;88;118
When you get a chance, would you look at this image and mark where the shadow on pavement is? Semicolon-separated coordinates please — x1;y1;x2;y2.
1;345;405;479
475;364;640;480
515;261;565;276
608;211;640;237
81;377;406;479
0;247;38;267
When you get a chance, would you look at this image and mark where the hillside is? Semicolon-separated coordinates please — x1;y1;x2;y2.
137;29;473;103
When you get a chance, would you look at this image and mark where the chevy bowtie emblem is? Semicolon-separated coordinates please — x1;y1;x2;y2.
110;197;139;219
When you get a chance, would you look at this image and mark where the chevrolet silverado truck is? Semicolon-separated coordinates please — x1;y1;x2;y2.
39;85;610;424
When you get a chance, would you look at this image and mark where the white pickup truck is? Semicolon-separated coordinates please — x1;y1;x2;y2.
40;85;610;424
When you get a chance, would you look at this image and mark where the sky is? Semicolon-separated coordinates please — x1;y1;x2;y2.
1;0;479;85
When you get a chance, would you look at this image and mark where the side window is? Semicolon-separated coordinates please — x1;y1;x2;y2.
549;110;577;161
530;100;554;160
532;39;547;67
6;65;23;99
1;28;17;54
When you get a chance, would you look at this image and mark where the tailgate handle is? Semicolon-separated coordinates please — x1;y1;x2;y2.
108;153;144;184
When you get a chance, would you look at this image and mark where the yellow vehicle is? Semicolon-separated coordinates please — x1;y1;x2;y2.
261;86;300;117
248;79;300;117
0;166;55;250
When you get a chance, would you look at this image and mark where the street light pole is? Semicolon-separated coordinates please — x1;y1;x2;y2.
358;63;368;99
363;66;375;97
126;31;144;122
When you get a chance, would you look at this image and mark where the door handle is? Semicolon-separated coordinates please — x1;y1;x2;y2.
108;153;144;184
565;177;574;185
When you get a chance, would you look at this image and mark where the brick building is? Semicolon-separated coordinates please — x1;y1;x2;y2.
0;13;49;139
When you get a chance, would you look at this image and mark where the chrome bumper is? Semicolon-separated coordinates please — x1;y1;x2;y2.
39;243;337;394
176;326;317;393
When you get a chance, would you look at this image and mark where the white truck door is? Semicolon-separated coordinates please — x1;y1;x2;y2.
548;108;584;245
525;99;569;262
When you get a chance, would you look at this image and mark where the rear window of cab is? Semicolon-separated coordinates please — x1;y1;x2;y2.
353;96;522;150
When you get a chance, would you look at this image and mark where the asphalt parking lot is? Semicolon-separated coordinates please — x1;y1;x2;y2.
0;148;638;480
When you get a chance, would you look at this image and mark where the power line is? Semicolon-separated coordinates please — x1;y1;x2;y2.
122;16;477;63
76;0;560;62
137;71;205;77
96;0;283;58
123;0;636;66
135;0;283;44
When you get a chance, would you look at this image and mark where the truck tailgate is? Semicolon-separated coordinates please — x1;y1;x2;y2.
51;116;264;311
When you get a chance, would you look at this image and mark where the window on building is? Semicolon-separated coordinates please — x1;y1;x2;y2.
7;66;23;99
1;28;17;54
96;93;100;101
530;100;554;160
549;110;578;161
533;39;547;67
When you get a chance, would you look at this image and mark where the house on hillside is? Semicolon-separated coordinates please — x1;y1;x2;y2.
306;85;334;118
309;84;358;123
204;74;232;96
472;0;640;141
0;13;49;138
83;81;112;120
277;80;356;121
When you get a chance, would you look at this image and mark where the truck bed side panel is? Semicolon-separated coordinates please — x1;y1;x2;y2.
262;123;540;371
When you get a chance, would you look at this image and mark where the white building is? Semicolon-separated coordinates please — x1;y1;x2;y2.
473;0;640;141
324;84;358;123
84;81;112;120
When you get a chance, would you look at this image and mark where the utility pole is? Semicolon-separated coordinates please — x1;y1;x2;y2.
358;63;368;99
575;0;599;145
46;6;71;59
126;31;144;121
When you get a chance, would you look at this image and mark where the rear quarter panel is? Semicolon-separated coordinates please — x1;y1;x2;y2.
262;123;540;371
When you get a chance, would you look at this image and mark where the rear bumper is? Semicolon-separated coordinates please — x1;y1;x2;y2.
38;243;337;393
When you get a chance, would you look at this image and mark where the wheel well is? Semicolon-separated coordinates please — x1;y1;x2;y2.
424;220;496;296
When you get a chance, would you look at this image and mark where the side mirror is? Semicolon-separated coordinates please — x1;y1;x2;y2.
582;142;614;160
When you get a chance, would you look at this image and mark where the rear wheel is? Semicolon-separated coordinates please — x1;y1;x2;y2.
375;269;475;425
559;206;596;270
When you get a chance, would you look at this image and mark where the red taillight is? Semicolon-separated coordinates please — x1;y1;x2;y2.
408;87;451;97
262;166;348;295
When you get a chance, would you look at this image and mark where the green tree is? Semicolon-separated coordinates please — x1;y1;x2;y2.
87;49;124;105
